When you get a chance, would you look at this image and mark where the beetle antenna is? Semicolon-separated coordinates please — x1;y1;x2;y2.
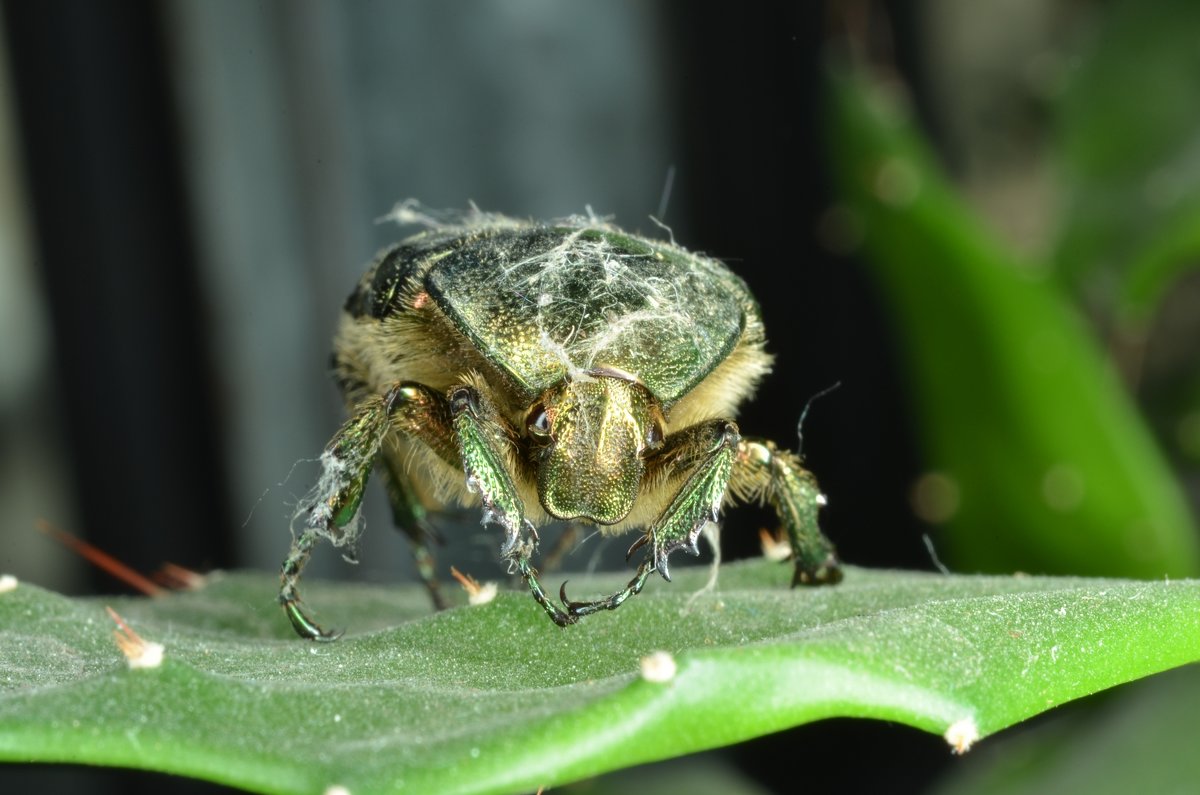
648;214;676;246
655;164;677;227
797;381;842;455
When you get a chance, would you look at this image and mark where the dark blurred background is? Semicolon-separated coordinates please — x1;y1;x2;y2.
3;1;1188;794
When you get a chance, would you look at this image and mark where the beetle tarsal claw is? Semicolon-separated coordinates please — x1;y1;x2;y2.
283;599;343;642
559;580;582;612
625;533;650;562
557;560;656;620
652;523;707;582
654;546;674;582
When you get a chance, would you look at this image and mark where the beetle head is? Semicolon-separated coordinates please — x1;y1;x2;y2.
528;370;664;525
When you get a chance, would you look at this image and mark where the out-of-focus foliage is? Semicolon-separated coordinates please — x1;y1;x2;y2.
824;1;1200;793
1054;0;1200;319
825;66;1199;578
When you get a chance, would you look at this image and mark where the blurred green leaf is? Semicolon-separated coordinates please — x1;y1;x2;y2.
2;562;1200;794
1054;0;1200;318
927;664;1200;795
560;756;774;795
824;66;1199;578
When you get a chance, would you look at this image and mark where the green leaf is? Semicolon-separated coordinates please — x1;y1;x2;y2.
824;66;1200;578
2;561;1200;794
928;663;1200;795
1054;0;1200;318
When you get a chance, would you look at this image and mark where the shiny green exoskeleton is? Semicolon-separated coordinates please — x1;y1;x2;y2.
280;210;841;639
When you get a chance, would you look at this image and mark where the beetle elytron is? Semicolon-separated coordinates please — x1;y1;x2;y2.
280;208;841;638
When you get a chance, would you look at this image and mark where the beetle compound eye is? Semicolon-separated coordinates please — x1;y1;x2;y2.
647;419;665;449
527;404;551;438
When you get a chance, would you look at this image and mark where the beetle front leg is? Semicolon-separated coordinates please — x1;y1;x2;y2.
558;560;655;618
646;420;739;580
559;419;738;619
447;385;575;627
734;438;841;586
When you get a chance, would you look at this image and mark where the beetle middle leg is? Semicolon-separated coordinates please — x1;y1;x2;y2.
280;382;457;640
380;455;448;611
732;437;841;586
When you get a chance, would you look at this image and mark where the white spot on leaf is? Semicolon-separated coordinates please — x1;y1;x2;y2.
450;567;498;606
758;528;791;562
640;650;677;683
107;607;164;670
944;717;979;754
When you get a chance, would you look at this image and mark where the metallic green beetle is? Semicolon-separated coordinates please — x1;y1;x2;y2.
280;210;841;639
